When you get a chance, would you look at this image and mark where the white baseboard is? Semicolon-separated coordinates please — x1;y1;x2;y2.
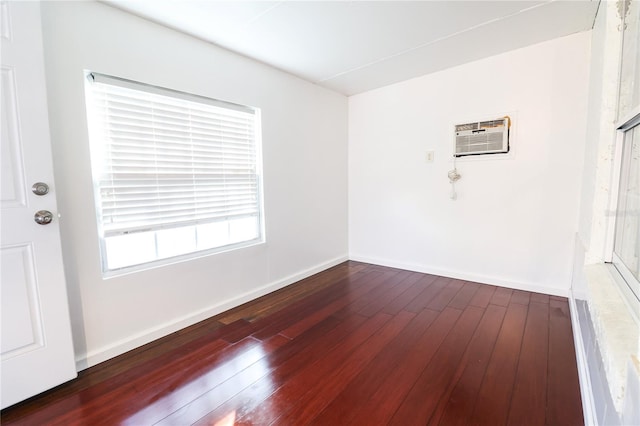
349;254;568;297
568;291;598;426
76;254;349;370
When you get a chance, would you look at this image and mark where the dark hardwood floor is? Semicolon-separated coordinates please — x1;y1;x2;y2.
1;261;584;425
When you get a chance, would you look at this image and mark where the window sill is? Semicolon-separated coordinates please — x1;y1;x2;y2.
585;264;639;414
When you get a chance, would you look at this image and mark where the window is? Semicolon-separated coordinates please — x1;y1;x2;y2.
608;0;640;307
612;110;640;303
84;72;264;276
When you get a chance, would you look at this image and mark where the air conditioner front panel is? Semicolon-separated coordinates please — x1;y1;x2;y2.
455;118;509;157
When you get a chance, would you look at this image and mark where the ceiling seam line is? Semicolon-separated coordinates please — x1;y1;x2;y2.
244;0;287;27
317;1;551;83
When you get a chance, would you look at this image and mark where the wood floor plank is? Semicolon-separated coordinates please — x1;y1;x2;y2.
447;281;480;310
3;313;227;419
308;308;440;426
325;307;463;426
190;315;370;424
530;292;550;304
234;312;395;425
4;334;234;425
468;283;497;308
219;319;257;343
282;270;388;327
469;302;528;425
426;278;463;311
490;286;513;307
218;262;362;324
430;304;507;426
357;271;419;317
249;271;382;340
387;306;485;425
1;262;584;426
332;271;402;317
382;274;432;315
153;339;291;426
509;289;531;306
103;337;271;425
270;311;416;425
546;298;584;426
404;275;448;312
507;301;549;426
44;337;257;425
184;313;369;425
276;270;380;339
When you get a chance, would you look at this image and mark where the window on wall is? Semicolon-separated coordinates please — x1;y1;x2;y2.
612;111;640;303
84;72;264;276
610;0;640;306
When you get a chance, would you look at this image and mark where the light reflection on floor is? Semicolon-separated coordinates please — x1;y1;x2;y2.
122;340;274;425
214;410;236;426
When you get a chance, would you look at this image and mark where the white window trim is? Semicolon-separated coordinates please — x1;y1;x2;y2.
100;237;266;279
606;104;640;309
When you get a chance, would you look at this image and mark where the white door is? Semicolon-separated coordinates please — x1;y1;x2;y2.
1;0;76;409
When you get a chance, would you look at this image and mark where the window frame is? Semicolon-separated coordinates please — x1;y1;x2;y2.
83;71;265;277
606;105;640;307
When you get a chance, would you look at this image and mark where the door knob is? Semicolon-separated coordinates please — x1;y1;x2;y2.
34;210;53;225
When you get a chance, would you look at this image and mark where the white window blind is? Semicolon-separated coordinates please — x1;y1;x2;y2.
84;72;263;274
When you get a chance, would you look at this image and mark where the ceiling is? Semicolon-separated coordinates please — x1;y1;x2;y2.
104;0;600;96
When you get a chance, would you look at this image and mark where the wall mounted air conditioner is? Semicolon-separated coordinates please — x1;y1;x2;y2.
454;117;510;157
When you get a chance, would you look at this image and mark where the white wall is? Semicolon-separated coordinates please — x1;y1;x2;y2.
349;32;591;296
40;1;348;368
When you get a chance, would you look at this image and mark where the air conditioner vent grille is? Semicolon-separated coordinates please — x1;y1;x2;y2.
455;117;509;157
479;119;504;129
455;123;478;132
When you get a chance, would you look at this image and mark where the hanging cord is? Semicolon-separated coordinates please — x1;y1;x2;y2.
448;156;461;200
